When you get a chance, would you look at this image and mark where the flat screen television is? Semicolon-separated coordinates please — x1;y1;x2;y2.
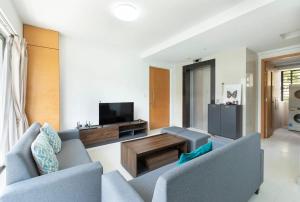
99;102;134;125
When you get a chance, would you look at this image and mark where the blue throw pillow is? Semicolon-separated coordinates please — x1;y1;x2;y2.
31;132;59;175
177;141;213;165
40;123;62;154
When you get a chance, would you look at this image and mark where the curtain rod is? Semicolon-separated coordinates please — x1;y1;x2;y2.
0;9;18;36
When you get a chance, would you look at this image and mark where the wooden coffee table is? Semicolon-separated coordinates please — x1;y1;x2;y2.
121;133;187;177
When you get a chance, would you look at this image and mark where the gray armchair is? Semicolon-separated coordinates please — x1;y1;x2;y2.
0;123;103;202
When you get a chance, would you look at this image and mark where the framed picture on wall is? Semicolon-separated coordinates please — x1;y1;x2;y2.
223;84;242;105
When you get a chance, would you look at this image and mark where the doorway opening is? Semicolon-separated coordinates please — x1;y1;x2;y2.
261;52;300;138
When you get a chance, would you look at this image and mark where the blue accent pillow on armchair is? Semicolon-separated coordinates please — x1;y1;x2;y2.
31;132;59;175
177;141;213;165
40;123;61;154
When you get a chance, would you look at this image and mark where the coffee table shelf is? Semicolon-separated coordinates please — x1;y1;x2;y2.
121;133;187;177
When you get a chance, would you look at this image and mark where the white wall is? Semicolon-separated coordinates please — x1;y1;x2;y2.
202;47;246;104
60;37;151;129
170;61;186;127
246;49;258;134
171;47;249;134
0;0;22;35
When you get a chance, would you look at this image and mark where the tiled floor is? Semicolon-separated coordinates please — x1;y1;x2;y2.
248;128;300;202
1;128;300;201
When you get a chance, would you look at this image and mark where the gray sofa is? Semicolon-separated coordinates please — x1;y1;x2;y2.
102;133;264;202
0;123;103;202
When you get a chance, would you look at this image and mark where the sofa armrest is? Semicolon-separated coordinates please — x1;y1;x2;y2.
102;171;144;202
58;129;80;141
0;162;102;202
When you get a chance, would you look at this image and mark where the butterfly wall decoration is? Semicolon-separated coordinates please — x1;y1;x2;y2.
227;90;237;99
223;84;241;105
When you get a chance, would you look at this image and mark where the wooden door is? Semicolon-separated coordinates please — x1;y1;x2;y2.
149;67;170;130
263;62;275;138
265;70;273;137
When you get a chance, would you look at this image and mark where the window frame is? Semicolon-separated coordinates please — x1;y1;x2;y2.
281;69;300;101
0;33;5;54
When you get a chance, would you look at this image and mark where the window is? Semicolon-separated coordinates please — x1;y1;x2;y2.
0;33;5;79
0;33;4;120
0;34;4;64
281;69;300;101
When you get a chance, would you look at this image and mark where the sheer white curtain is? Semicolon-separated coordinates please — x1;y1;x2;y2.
12;37;29;138
0;36;28;166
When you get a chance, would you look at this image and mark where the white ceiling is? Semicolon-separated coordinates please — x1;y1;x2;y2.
12;0;300;63
12;0;243;49
144;0;300;63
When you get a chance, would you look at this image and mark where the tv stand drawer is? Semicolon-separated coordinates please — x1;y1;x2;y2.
80;127;118;146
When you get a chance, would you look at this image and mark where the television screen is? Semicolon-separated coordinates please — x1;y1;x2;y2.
99;102;134;125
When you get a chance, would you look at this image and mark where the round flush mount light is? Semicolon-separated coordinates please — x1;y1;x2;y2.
112;2;139;22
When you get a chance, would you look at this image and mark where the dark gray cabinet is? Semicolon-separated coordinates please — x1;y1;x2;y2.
208;104;221;136
208;104;242;139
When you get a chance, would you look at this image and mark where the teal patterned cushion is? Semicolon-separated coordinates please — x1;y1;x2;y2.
31;132;59;175
40;123;62;154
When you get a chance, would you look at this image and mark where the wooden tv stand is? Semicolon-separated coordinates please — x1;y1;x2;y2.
79;120;148;147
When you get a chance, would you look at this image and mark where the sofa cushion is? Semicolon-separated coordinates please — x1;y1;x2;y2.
41;123;62;154
56;139;91;170
129;162;176;202
161;126;185;134
179;130;209;149
31;132;59;175
5;123;41;185
162;126;210;151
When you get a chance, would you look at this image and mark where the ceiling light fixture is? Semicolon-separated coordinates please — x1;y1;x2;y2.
112;2;139;22
280;29;300;40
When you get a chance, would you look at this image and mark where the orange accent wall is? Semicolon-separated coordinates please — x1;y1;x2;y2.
24;25;60;130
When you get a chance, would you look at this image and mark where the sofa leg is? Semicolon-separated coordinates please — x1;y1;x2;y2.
255;188;260;195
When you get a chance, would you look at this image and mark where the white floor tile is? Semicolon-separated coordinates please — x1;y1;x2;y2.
249;128;300;202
